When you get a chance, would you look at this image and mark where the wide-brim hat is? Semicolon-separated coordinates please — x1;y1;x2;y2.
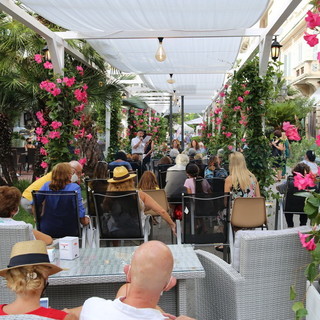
108;166;136;183
0;240;63;277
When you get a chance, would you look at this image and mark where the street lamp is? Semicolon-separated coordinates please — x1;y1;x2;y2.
271;36;282;61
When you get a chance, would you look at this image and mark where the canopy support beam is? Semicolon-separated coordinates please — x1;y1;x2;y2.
0;0;96;74
181;96;185;151
169;96;173;146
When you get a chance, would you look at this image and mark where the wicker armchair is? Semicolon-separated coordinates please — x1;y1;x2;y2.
0;224;33;303
195;227;311;320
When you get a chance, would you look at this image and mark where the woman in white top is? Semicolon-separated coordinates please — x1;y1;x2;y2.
301;150;318;175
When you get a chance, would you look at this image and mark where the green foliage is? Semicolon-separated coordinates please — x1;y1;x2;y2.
107;91;122;161
13;179;31;193
266;98;313;130
287;137;318;168
14;206;34;226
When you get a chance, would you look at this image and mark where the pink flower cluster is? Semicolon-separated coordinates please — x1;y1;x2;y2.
39;80;61;96
36;111;48;127
298;231;316;251
293;172;316;190
304;10;320;60
282;121;301;141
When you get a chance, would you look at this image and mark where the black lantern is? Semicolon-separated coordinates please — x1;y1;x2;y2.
42;45;51;61
271;36;282;61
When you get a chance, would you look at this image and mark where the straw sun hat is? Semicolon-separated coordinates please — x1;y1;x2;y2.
108;166;136;183
0;240;62;277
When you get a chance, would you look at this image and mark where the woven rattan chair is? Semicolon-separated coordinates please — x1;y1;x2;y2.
195;227;311;320
0;224;33;303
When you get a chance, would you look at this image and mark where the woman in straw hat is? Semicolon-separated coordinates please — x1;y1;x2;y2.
0;186;52;245
107;166;176;234
0;240;74;319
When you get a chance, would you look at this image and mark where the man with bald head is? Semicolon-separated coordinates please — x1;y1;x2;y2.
79;241;195;320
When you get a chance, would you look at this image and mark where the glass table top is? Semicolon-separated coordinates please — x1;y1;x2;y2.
50;244;204;279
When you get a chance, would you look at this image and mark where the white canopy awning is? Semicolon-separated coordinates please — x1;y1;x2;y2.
17;0;271;113
185;117;204;125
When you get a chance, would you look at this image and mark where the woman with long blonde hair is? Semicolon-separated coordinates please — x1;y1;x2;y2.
224;152;260;198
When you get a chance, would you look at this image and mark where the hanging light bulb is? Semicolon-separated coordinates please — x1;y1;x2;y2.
167;74;175;84
155;37;167;62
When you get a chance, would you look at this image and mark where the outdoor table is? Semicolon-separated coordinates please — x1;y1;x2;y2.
45;244;205;315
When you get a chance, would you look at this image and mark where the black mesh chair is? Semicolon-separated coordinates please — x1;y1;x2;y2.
155;164;175;188
206;178;225;194
177;192;231;261
93;191;151;244
32;190;81;238
85;178;108;216
278;177;310;229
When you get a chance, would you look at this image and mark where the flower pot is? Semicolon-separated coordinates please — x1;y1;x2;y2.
306;281;320;320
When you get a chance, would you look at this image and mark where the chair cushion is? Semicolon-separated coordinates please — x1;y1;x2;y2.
231;226;311;272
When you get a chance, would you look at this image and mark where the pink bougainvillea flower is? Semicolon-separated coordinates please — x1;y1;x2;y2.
207;133;212;138
56;78;62;83
130;109;134;113
34;54;42;64
72;119;81;127
41;136;49;144
304;33;319;47
237;96;244;103
219;92;226;97
40;161;48;169
282;121;292;131
86;133;93;140
78;128;85;138
224;84;229;89
39;147;47;156
286;127;301;141
305;10;320;29
241;84;246;88
74;88;88;103
48;131;61;139
76;66;84;76
35;127;44;136
74;104;85;113
63;77;76;87
225;132;232;138
82;84;88;90
79;158;87;166
215;118;222;125
50;121;62;130
233;106;241;111
244;90;250;95
316;134;320;146
241;138;246;142
214;107;222;114
298;232;317;251
293;172;316;190
221;126;226;130
228;145;233;151
74;148;81;155
43;61;53;69
51;88;61;96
